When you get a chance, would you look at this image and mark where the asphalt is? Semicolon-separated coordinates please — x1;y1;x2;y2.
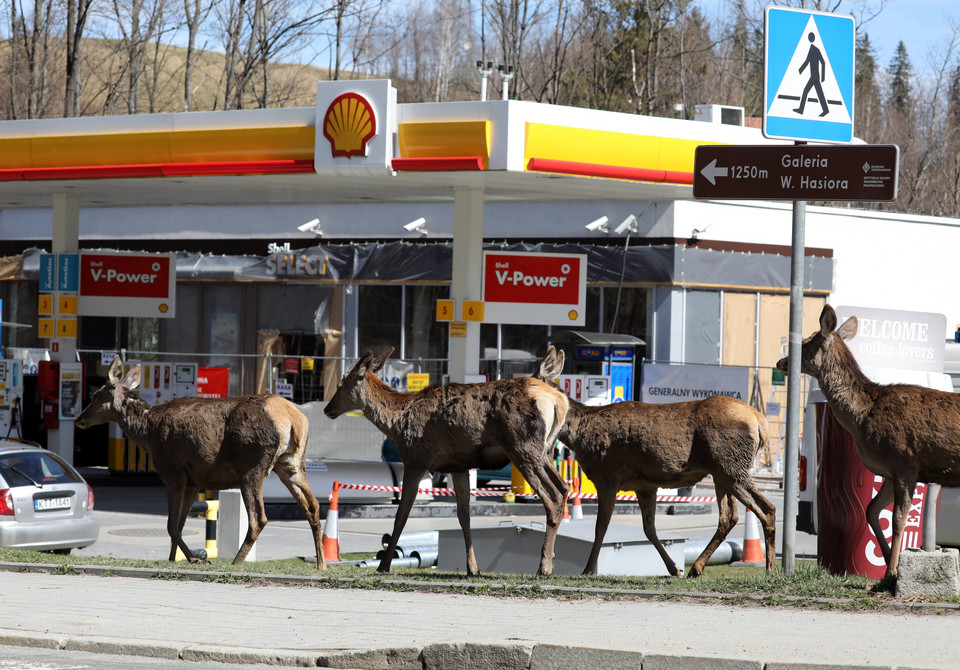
2;479;958;670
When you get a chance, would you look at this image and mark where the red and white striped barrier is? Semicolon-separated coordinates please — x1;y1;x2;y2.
333;481;717;503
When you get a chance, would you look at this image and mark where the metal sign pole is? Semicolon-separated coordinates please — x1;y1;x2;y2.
782;197;806;575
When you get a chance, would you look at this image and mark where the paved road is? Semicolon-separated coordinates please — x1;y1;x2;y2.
3;481;951;669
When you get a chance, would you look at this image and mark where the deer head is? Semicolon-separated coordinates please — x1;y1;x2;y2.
75;355;142;429
775;304;859;379
323;347;394;419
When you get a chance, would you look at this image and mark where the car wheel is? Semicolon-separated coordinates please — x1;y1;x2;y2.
49;548;72;555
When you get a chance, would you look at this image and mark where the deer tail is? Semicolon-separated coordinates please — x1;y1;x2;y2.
755;414;770;456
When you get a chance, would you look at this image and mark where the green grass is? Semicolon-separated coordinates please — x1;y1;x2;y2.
1;547;957;612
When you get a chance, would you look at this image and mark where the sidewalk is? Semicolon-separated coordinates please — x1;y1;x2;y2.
0;565;955;669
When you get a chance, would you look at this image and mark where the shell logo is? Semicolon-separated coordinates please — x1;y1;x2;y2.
322;92;377;158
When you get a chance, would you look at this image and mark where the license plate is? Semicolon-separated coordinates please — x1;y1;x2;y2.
35;497;71;512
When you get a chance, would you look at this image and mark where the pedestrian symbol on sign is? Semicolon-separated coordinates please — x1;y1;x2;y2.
794;32;829;117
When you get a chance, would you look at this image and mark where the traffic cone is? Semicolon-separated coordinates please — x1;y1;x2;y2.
738;508;765;566
322;481;341;562
570;478;583;520
562;488;571;523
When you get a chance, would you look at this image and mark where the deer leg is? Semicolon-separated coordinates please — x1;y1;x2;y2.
450;471;479;575
866;477;895;565
235;480;269;565
583;481;617;575
885;476;918;580
513;457;567;576
275;466;325;570
637;488;683;578
730;479;778;574
379;465;428;573
166;485;200;563
687;486;737;578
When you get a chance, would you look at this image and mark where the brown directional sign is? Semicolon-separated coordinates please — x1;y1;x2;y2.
693;144;898;201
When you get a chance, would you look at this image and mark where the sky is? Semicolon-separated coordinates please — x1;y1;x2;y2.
697;1;960;77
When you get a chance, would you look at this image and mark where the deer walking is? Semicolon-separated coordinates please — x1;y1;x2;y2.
75;355;325;569
777;304;960;580
537;347;776;577
323;348;569;576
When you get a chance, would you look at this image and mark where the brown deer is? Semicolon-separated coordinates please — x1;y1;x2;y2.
75;355;325;569
777;304;960;580
536;347;776;577
323;348;569;576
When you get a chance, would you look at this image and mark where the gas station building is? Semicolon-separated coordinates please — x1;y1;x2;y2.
2;79;960;468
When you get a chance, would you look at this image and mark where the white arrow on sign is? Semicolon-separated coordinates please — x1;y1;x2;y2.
700;158;728;185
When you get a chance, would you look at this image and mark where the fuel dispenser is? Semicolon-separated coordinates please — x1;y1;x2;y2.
549;331;645;403
0;359;24;438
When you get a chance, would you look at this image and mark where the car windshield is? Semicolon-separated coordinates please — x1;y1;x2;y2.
0;452;82;487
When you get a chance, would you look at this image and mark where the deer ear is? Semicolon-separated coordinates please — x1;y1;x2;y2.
351;351;374;377
837;316;858;341
370;347;394;374
539;346;564;380
107;355;124;384
820;304;837;336
122;364;142;391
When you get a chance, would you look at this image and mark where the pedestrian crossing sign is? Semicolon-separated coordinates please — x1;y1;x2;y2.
763;7;855;143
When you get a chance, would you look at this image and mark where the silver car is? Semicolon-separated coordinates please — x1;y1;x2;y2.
0;439;99;554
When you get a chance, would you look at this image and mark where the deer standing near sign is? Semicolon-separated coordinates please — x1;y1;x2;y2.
777;304;960;580
323;348;569;575
75;355;325;568
536;347;776;577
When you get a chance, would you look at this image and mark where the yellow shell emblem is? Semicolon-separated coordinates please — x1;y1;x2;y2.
323;92;377;158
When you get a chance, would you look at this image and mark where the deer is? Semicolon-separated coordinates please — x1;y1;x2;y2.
777;304;960;580
323;347;569;576
75;355;325;569
536;346;776;577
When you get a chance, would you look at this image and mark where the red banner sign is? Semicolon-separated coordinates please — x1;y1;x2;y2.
197;367;230;399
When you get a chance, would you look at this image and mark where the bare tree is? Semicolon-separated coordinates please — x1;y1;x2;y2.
183;0;215;110
64;0;93;116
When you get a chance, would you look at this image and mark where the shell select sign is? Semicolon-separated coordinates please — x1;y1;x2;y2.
481;251;586;326
78;252;176;318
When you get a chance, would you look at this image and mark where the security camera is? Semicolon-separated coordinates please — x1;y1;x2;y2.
584;216;609;233
297;218;322;235
614;214;638;235
403;217;427;232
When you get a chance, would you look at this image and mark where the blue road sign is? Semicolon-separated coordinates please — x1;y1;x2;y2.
763;7;855;144
39;253;56;292
57;253;80;293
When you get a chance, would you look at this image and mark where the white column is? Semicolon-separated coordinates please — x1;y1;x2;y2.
448;185;485;382
49;194;79;463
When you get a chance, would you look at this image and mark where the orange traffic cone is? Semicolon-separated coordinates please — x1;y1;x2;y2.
738;508;765;566
562;488;571;523
571;478;583;520
322;481;342;562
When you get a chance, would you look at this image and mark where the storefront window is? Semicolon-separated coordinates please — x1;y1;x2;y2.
404;285;447;361
205;285;242;395
358;285;401;355
684;289;721;364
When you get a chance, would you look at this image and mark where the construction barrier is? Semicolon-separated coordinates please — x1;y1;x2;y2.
333;481;717;503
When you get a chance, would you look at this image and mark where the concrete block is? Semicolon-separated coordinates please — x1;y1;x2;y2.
530;644;642;669
765;664;890;670
895;547;960;599
644;654;762;670
421;642;532;670
317;646;423;669
217;488;255;562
